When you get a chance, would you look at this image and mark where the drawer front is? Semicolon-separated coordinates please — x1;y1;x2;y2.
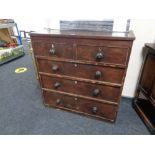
43;90;78;110
77;45;129;66
32;39;74;59
43;90;117;121
37;59;125;84
41;75;121;102
76;97;117;121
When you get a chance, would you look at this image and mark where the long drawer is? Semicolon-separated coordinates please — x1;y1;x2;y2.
40;75;121;103
37;59;125;85
43;90;118;121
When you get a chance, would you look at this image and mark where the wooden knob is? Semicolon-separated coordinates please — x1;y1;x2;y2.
49;48;56;55
54;82;61;89
52;65;59;72
92;106;98;114
93;89;100;97
96;52;104;61
49;44;56;55
95;71;102;79
56;99;63;105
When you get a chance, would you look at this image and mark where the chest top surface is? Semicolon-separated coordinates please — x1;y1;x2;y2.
30;29;135;41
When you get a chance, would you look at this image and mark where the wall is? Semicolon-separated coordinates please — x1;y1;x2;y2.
122;19;155;97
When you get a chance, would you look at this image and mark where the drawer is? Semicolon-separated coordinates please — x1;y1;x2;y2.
43;90;78;110
32;39;74;59
77;45;129;66
76;97;117;121
40;75;121;102
43;90;118;121
37;59;125;84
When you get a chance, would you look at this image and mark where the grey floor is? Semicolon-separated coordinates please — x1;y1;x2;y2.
0;53;150;134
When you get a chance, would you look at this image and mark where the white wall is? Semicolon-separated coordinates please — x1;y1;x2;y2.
14;18;128;31
122;19;155;97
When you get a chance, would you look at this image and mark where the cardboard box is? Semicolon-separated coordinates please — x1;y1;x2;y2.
0;28;14;43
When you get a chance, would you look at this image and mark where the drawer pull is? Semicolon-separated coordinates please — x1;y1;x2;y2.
49;44;56;55
92;106;98;114
52;65;59;72
96;52;104;61
95;71;102;79
93;89;100;97
49;48;56;55
54;82;61;89
56;99;63;105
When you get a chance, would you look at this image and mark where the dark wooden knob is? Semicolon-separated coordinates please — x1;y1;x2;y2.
93;89;100;97
49;48;56;55
95;71;102;79
54;82;61;89
96;52;103;61
52;65;59;72
56;99;63;105
49;44;56;55
92;106;98;114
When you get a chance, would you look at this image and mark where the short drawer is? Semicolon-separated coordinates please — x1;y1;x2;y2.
43;90;118;121
32;39;74;59
76;97;117;121
77;44;129;66
40;75;121;103
43;90;78;111
37;59;125;84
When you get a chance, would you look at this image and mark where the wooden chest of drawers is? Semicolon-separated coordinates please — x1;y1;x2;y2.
30;29;135;122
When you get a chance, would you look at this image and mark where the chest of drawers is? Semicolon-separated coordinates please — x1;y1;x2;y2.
30;29;135;122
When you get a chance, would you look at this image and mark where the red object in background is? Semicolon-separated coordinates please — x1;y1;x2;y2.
6;43;17;48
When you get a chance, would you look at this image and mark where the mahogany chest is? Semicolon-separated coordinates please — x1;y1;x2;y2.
30;29;135;122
